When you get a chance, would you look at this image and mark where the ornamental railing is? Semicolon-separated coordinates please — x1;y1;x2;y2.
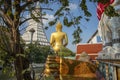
96;59;120;80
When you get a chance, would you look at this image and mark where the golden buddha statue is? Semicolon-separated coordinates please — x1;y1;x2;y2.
50;22;68;55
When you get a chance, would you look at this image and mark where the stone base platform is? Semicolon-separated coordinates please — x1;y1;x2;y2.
44;55;98;80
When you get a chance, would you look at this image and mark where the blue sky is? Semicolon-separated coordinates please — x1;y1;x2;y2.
42;1;99;52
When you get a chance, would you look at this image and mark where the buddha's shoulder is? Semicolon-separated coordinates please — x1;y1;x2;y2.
63;32;67;34
62;32;67;35
51;32;56;35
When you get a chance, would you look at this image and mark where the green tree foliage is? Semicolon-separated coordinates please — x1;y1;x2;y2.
26;44;54;63
58;47;75;57
0;0;54;80
105;5;120;17
72;27;82;44
80;0;92;17
0;0;118;80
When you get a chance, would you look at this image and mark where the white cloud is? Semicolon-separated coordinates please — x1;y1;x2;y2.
68;3;78;10
42;14;55;25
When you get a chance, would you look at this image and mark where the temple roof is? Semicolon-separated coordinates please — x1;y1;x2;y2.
77;43;103;54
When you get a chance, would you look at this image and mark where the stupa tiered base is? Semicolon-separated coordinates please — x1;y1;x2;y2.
44;55;97;80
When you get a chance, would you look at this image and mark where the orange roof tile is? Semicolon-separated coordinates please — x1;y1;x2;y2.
77;43;103;54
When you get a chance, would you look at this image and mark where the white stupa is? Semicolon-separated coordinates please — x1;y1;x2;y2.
22;2;49;46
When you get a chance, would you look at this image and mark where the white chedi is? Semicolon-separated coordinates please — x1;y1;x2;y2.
97;46;117;59
98;0;120;59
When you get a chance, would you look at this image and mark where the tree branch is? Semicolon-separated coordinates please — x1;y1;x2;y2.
21;0;39;12
0;29;12;53
0;8;13;27
40;8;53;11
20;17;48;26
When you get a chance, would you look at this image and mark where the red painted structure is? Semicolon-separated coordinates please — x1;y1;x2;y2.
97;0;114;20
76;43;103;60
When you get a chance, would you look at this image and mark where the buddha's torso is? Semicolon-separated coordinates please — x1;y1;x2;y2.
52;32;66;52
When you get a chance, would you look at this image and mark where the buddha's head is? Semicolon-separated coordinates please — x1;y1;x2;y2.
56;22;62;31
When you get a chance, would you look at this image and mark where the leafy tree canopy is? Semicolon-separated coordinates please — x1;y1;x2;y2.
26;44;54;63
0;0;119;80
58;47;75;57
